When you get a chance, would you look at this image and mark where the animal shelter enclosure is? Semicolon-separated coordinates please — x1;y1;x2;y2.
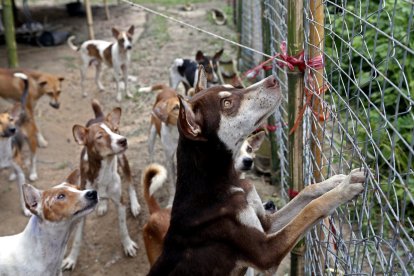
237;0;413;274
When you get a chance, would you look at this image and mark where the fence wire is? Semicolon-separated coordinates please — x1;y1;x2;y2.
240;0;414;275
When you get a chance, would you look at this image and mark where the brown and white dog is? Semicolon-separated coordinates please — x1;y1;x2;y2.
0;181;98;275
139;83;180;206
0;73;30;216
62;100;139;271
148;67;367;275
67;26;135;102
169;49;223;95
0;68;64;181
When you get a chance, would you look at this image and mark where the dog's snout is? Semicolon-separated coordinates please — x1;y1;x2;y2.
126;45;132;50
50;102;60;109
263;200;276;213
85;190;98;201
242;158;253;169
264;75;278;88
118;138;127;147
8;127;16;134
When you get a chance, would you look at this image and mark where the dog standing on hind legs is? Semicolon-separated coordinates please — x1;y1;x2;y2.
68;25;135;102
62;100;138;271
148;67;367;275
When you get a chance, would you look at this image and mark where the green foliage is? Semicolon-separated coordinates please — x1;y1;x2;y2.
325;0;414;231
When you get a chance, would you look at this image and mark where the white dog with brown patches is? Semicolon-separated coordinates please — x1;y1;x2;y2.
0;182;98;276
67;26;135;101
62;101;138;271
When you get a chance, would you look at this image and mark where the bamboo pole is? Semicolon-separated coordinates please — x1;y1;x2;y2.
310;0;325;182
2;0;19;67
261;1;278;186
287;0;305;275
84;0;95;39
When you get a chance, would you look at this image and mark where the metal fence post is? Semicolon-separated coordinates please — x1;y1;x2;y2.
287;0;305;275
2;0;19;67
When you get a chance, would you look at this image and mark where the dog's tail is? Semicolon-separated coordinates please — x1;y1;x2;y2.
91;99;104;119
142;163;167;214
67;35;80;51
138;83;168;93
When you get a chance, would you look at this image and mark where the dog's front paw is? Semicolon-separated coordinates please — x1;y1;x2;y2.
97;200;108;216
23;208;32;217
61;256;77;271
130;202;141;217
29;172;38;182
337;168;366;201
123;238;138;257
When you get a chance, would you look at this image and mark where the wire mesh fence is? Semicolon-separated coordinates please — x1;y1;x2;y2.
239;0;414;274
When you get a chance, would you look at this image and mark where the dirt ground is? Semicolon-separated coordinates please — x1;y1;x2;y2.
0;2;288;275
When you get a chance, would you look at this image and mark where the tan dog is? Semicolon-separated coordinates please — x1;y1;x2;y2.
0;68;64;181
140;83;180;206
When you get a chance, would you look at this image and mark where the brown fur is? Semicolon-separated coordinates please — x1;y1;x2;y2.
142;165;171;266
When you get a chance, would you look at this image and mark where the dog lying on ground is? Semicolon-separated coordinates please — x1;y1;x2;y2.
68;26;135;102
0;68;65;181
169;49;223;95
0;73;30;216
62;99;139;270
139;83;180;206
142;131;267;266
148;67;367;275
0;180;98;275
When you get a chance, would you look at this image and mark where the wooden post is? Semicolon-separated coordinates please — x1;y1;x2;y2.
287;0;305;275
2;0;19;67
84;0;95;39
261;1;278;185
310;0;325;182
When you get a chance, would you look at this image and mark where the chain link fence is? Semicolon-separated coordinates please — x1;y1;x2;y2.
237;0;413;274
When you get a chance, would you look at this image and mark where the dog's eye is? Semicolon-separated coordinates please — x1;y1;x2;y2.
47;92;53;96
246;146;253;153
57;194;65;200
119;38;124;44
173;104;180;110
223;99;232;109
96;134;103;140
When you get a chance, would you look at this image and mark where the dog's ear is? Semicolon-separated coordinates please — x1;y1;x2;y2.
58;76;65;82
195;65;207;94
38;80;48;87
65;168;80;187
153;101;169;123
23;184;42;215
73;125;88;145
127;25;135;36
106;107;122;130
195;50;205;62
213;48;224;60
112;27;120;38
247;131;266;152
177;95;205;141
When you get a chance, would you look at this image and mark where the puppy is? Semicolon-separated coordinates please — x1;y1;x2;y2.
169;49;223;95
68;26;135;101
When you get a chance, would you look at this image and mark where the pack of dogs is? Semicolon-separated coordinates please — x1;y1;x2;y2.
0;25;367;275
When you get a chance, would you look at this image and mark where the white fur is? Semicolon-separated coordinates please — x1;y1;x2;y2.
169;59;199;91
100;123;126;154
138;86;153;93
149;164;168;196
